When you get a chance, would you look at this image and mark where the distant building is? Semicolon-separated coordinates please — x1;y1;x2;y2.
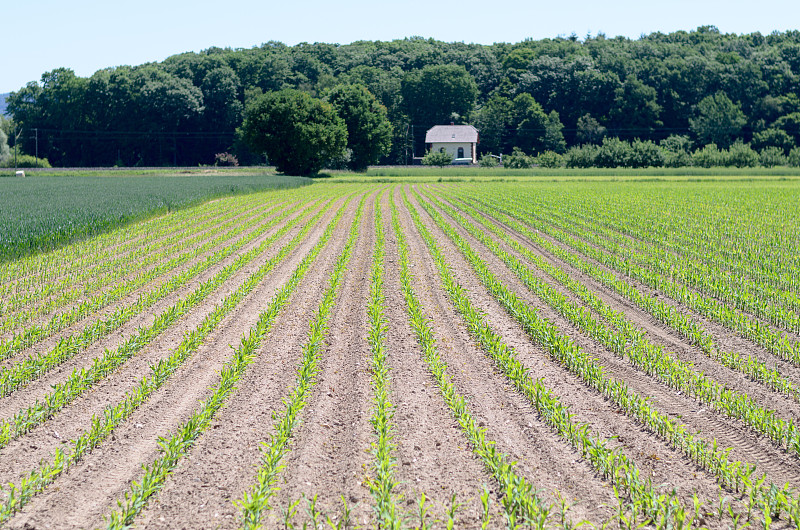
424;124;478;164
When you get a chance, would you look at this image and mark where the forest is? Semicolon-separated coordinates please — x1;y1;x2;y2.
3;26;800;168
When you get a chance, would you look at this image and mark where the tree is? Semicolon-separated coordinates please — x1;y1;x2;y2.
0;127;9;164
690;92;746;148
241;89;347;176
422;149;453;168
751;128;795;154
326;84;393;171
402;64;478;127
576;114;607;144
609;75;662;138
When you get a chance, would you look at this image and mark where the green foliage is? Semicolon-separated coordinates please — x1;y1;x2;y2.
402;64;478;127
503;147;534;169
690;92;746;149
0;128;9;163
241;89;347;176
789;147;800;167
576;114;606;144
326;84;393;171
0;173;307;262
759;146;788;168
478;153;499;167
752;128;795;154
610;75;663;134
0;154;51;168
724;141;759;168
421;149;454;168
661;135;694;167
692;143;725;168
534;150;565;168
564;144;599;168
595;137;634;167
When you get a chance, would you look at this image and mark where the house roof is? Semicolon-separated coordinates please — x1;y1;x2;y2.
425;125;478;143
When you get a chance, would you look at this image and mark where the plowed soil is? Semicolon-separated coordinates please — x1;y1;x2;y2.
1;182;798;529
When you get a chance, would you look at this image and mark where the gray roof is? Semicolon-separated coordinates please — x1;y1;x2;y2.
425;125;478;143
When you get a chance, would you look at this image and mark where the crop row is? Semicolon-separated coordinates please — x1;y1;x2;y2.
465;188;800;369
411;187;799;527
0;186;271;286
0;196;282;336
0;198;310;403
444;190;800;403
236;193;364;528
0;196;297;364
0;194;341;522
0;199;322;449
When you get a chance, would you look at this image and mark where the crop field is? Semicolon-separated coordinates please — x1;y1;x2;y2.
1;178;800;529
0;172;309;262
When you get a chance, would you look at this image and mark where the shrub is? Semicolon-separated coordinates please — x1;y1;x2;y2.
724;141;759;167
478;154;499;167
0;154;52;168
788;147;800;167
564;144;599;168
534;150;565;168
422;149;454;168
214;152;239;167
759;146;788;167
503;147;534;169
752;128;795;154
692;143;724;168
629;139;665;168
595;137;633;168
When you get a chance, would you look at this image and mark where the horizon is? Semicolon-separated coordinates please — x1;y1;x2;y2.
4;0;800;93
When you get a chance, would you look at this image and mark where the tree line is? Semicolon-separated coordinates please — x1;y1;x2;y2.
4;27;800;170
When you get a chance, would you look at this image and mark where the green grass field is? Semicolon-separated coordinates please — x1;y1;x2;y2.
0;170;309;261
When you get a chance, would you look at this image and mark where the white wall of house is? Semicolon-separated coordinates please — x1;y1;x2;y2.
429;142;476;163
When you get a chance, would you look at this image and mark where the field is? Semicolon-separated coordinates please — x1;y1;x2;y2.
0;177;800;529
0;170;309;262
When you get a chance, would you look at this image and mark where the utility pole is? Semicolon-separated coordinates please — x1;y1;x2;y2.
13;127;21;175
34;128;38;167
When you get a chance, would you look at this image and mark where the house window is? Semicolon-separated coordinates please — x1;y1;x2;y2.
439;147;445;153
457;147;464;158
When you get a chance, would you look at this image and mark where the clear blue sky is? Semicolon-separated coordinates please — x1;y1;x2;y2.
2;0;799;93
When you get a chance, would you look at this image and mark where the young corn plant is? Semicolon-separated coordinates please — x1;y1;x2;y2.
0;197;349;524
235;194;366;529
390;191;556;529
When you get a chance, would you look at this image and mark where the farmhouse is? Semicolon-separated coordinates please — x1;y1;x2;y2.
425;124;478;164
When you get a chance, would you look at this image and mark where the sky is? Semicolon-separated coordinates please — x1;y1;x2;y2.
2;0;800;93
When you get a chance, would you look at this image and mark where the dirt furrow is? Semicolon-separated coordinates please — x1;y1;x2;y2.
135;196;368;530
0;200;328;481
433;190;800;421
0;196;284;348
399;187;621;526
4;195;357;530
265;190;378;528
415;186;800;494
0;200;315;422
